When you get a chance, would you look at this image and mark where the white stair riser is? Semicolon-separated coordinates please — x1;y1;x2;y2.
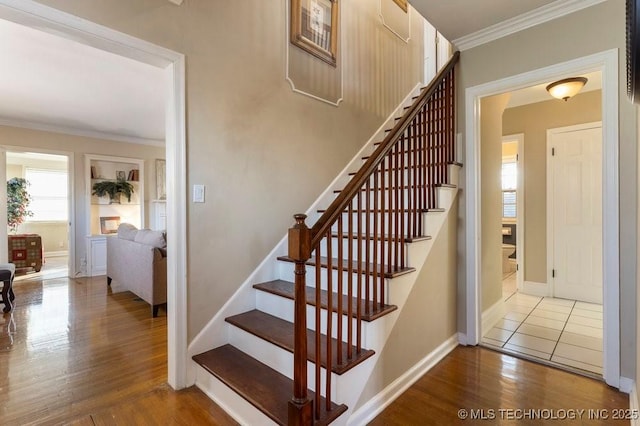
256;290;377;346
320;235;422;263
277;262;392;298
228;324;343;398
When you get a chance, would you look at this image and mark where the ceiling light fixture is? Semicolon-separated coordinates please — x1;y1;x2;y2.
546;77;588;101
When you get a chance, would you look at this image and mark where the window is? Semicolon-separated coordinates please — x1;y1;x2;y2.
25;168;68;221
502;158;517;219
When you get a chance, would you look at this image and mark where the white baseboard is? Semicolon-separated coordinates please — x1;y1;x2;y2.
347;334;458;426
630;382;639;426
522;281;549;297
620;376;634;394
481;298;505;337
44;250;68;258
457;332;468;346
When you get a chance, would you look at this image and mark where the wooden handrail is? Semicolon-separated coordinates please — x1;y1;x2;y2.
309;51;460;248
287;51;459;425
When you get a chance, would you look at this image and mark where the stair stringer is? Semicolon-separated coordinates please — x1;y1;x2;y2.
187;83;425;384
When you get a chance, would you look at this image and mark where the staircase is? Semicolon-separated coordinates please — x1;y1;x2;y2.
192;52;460;425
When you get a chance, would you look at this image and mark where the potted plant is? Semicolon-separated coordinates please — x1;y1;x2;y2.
7;177;33;233
92;179;135;204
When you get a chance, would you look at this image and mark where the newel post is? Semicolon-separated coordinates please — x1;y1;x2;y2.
287;214;313;425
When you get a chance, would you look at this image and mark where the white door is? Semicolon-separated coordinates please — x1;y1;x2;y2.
548;124;602;303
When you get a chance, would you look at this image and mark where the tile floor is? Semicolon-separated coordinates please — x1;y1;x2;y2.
482;273;603;375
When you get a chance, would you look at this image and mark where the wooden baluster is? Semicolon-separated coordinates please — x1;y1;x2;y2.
449;71;455;164
411;117;418;238
420;104;428;218
287;214;313;426
372;168;379;311
399;133;406;269
337;215;343;367
393;144;400;270
347;201;353;359
406;124;413;241
356;192;362;353
325;230;332;411
365;179;371;316
387;146;394;275
429;97;436;209
315;249;321;421
444;76;451;181
379;158;386;309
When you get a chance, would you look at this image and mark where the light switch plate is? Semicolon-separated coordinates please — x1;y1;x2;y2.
193;184;205;203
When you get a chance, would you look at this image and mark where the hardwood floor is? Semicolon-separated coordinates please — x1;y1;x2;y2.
370;345;629;425
1;274;629;425
0;274;236;425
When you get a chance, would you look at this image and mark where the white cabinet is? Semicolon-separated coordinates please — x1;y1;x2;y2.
150;200;166;230
87;235;107;276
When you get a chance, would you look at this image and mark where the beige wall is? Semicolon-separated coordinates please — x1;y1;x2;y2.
481;93;510;311
0;125;165;273
503;90;602;283
457;0;637;379
355;199;458;409
33;0;427;339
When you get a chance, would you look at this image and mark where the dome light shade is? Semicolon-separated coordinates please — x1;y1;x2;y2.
546;77;588;101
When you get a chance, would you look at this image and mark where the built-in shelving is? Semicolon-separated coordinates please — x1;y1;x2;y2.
85;154;145;236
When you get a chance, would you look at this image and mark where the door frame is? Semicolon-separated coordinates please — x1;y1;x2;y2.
464;49;620;387
1;147;75;274
0;0;189;389
502;133;525;292
546;122;603;302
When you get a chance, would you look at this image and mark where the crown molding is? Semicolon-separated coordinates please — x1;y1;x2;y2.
0;117;165;147
168;0;183;5
452;0;607;51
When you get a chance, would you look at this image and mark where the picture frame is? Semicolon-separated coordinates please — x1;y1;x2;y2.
100;216;120;234
290;0;338;67
392;0;408;13
116;170;126;180
156;159;166;200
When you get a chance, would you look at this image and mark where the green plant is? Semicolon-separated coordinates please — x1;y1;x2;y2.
92;179;135;203
7;177;33;233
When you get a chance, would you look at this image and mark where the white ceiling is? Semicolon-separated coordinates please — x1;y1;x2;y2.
0;18;166;145
410;0;557;41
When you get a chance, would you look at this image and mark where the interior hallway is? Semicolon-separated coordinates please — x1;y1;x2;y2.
482;273;603;376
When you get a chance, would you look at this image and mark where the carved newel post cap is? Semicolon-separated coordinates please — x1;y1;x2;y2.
293;214;307;225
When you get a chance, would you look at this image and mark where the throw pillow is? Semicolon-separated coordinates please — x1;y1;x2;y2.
117;223;138;241
134;229;167;248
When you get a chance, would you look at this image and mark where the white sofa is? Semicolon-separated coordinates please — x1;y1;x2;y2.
106;223;167;317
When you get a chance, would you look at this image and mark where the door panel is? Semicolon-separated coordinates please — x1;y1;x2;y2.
550;126;602;303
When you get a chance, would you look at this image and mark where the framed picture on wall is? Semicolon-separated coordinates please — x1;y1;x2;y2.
290;0;338;67
156;159;166;200
100;216;120;234
392;0;408;12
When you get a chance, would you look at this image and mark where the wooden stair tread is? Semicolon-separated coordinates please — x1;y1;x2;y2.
253;279;398;322
276;255;415;278
317;208;444;214
334;183;456;193
330;232;432;243
193;344;347;425
226;310;375;375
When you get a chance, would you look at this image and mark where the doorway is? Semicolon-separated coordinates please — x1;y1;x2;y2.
464;49;620;387
0;1;188;389
5;150;72;281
